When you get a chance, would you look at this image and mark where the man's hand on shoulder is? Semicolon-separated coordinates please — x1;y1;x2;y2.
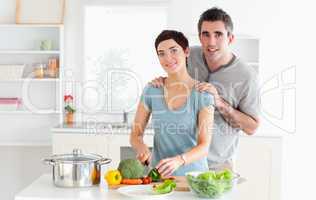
149;76;166;88
195;82;221;104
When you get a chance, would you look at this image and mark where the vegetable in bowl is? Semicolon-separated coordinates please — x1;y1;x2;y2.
186;169;239;199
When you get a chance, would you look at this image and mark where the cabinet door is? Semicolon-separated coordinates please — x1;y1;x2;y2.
52;133;109;157
235;136;283;200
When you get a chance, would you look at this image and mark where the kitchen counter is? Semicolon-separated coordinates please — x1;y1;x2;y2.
51;122;283;138
15;174;249;200
51;122;154;135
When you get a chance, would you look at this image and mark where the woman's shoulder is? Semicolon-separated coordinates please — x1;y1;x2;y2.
193;88;214;99
142;84;163;95
192;89;215;108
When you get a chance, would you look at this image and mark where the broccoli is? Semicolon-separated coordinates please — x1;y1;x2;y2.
118;159;145;179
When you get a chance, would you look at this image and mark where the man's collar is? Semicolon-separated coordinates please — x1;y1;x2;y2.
203;53;236;73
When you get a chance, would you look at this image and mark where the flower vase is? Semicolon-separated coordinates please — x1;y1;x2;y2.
65;112;74;125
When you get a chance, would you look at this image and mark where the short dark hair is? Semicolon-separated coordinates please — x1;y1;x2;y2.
155;30;189;53
198;7;234;35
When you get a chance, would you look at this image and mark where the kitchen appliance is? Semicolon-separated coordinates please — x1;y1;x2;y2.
43;149;111;187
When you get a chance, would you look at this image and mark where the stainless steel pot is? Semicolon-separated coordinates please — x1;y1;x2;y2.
43;149;111;187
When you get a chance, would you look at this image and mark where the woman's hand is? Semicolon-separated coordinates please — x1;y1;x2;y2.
135;143;151;164
149;76;166;88
156;156;184;177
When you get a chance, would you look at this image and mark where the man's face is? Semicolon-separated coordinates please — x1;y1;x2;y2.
199;21;234;65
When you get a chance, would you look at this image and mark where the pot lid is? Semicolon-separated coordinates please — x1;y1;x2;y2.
50;149;103;163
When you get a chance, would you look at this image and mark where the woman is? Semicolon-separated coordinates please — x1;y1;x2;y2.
130;30;214;177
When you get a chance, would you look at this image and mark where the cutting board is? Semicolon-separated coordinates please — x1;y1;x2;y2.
109;176;190;191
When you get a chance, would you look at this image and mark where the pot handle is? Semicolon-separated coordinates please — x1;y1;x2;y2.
98;158;111;165
42;158;55;166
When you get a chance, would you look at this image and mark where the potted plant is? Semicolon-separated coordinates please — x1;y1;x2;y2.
64;95;75;124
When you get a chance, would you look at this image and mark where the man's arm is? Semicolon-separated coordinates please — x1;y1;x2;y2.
216;97;259;135
195;82;260;135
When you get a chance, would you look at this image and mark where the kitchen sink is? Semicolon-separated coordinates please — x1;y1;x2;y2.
109;123;131;129
106;122;152;129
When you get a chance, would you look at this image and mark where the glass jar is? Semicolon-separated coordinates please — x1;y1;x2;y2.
34;64;45;78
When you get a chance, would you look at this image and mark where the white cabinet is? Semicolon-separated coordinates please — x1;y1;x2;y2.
235;136;283;200
231;35;259;72
0;24;63;115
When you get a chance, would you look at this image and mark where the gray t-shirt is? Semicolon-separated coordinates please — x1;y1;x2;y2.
187;46;260;168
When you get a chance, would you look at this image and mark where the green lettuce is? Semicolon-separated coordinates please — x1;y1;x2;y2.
187;169;234;198
153;179;176;194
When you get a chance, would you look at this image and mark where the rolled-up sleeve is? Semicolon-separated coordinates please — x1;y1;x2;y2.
238;74;260;119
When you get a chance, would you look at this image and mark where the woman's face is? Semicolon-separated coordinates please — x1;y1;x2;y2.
156;39;189;74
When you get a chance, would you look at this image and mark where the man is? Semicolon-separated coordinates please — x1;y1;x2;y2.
152;7;260;170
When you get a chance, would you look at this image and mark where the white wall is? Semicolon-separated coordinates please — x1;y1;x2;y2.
274;1;316;200
0;0;15;23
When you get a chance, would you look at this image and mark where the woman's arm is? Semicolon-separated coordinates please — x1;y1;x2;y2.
182;106;214;163
130;102;152;164
156;106;214;177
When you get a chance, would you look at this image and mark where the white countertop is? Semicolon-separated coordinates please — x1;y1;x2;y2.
51;122;283;138
51;122;154;135
15;174;249;200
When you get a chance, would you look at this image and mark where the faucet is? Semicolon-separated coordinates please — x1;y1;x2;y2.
123;110;128;124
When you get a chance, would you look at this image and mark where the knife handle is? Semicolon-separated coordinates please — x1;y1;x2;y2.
144;159;149;166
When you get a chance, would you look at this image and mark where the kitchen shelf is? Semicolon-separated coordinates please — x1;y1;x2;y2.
0;24;63;117
0;110;59;114
0;50;60;54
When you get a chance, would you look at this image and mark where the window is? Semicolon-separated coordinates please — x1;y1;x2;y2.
82;5;167;114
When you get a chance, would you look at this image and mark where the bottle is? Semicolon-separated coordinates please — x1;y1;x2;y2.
48;58;58;78
99;165;109;192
